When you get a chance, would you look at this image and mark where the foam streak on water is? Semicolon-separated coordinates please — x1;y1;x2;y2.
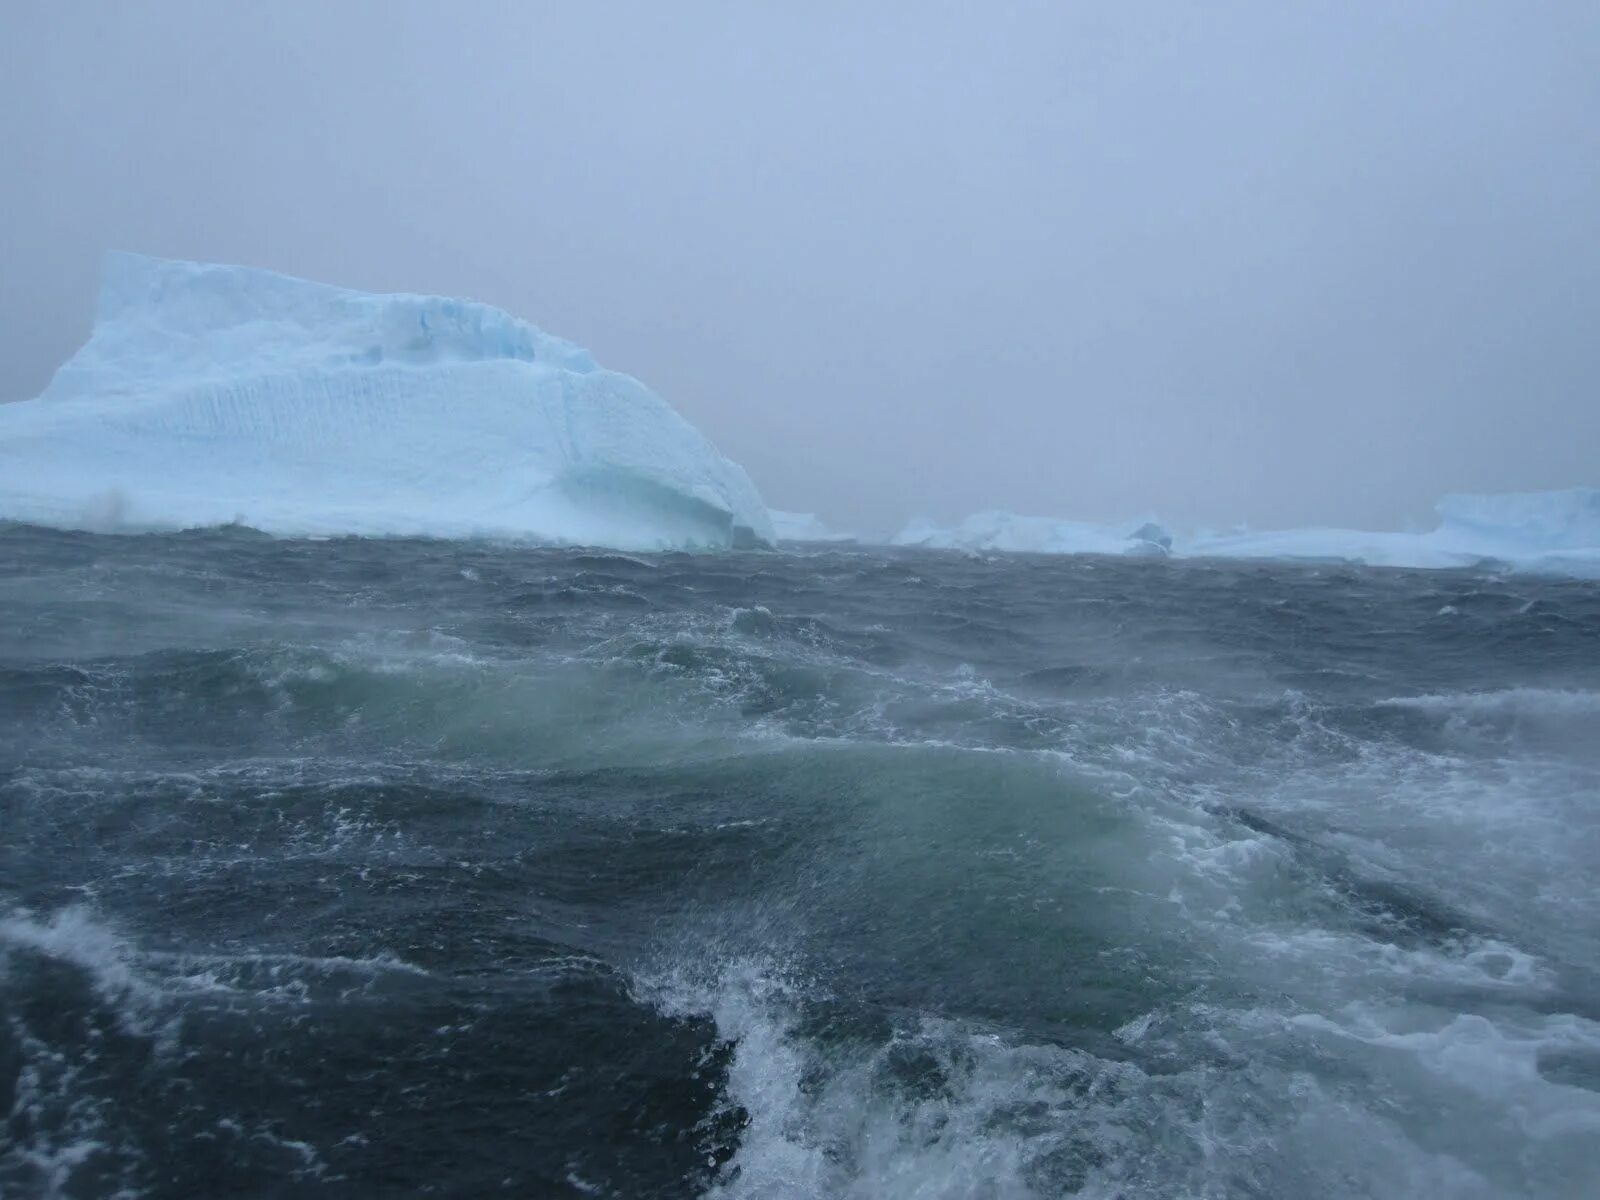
1;525;1597;1197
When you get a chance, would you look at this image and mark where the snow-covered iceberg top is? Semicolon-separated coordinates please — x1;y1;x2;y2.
768;509;858;543
896;491;1600;576
0;253;773;550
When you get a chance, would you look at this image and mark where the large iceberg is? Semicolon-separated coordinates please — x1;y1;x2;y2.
0;253;772;549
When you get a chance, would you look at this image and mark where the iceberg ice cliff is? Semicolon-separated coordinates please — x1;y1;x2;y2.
0;253;772;549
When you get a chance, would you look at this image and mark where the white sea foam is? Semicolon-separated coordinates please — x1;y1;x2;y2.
0;906;164;1023
641;953;1565;1199
2;1021;147;1200
617;639;1600;1197
1379;687;1600;719
0;904;428;1010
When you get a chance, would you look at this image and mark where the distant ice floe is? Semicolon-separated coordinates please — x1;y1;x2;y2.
767;509;858;544
893;511;1173;558
0;253;772;550
893;490;1600;575
1189;489;1600;575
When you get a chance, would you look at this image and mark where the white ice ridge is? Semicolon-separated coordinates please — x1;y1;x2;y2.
767;510;857;543
894;511;1173;557
1190;489;1600;575
0;253;773;550
895;492;1600;575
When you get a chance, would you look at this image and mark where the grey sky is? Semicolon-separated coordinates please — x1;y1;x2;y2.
3;1;1597;534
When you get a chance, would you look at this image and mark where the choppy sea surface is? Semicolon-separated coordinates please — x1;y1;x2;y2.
2;523;1598;1199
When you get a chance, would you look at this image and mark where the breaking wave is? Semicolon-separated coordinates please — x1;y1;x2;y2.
2;525;1597;1196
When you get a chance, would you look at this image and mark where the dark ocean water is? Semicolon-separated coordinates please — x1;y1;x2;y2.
1;523;1598;1199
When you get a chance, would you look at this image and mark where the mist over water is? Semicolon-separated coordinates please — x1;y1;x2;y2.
2;524;1597;1197
6;2;1600;532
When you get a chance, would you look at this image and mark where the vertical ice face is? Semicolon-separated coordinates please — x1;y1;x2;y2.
0;253;773;549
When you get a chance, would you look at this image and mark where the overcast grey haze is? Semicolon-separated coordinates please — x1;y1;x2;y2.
2;0;1596;535
6;8;1600;1196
